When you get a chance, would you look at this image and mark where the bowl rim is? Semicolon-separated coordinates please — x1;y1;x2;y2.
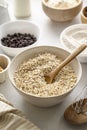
8;45;82;99
81;6;87;19
0;20;40;28
0;20;40;49
60;23;87;57
0;54;11;73
42;0;82;10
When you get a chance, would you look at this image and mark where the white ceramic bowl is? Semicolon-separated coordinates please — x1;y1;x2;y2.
60;24;87;63
0;20;40;57
8;46;82;107
42;0;82;22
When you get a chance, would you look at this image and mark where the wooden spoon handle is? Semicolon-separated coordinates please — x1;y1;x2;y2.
52;44;87;77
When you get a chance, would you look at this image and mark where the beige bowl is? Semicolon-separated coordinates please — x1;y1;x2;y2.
8;46;82;107
42;0;82;22
0;54;10;83
81;6;87;24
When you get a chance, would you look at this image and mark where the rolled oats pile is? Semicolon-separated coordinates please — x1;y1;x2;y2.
14;53;77;97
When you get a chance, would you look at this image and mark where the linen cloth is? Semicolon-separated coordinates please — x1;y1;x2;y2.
0;94;40;130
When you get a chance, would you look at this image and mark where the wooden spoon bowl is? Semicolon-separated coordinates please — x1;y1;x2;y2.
45;44;87;84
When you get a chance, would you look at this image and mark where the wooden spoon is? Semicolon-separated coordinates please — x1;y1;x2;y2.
45;44;87;84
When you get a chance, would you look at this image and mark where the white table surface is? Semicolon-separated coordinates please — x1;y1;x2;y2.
0;0;87;130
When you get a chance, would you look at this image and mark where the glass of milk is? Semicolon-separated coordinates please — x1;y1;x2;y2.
0;0;10;24
13;0;31;18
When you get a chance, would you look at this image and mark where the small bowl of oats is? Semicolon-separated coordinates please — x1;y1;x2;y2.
8;46;82;107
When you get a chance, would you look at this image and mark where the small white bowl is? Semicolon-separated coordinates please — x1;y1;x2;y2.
8;46;82;107
0;20;40;57
60;24;87;63
0;54;10;83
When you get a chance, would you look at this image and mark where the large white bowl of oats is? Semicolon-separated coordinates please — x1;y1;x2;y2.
8;46;82;107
